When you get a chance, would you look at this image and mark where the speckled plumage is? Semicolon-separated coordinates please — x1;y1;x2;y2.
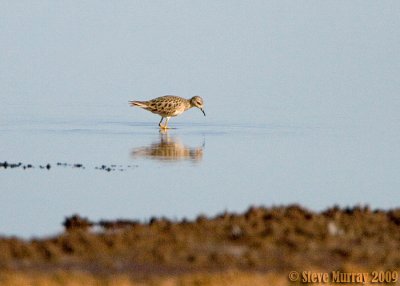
129;95;205;129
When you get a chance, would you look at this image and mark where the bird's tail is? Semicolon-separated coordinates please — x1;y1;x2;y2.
129;100;147;108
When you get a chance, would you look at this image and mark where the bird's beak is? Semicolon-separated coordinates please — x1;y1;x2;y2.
201;108;206;116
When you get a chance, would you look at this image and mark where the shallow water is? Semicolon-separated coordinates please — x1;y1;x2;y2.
1;104;399;238
1;1;400;238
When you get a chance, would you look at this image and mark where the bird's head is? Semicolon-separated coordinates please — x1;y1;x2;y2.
190;96;206;116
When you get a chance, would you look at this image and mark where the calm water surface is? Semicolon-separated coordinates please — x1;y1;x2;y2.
1;105;398;238
2;1;400;238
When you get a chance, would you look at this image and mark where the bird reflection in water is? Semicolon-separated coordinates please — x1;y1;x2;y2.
131;132;204;162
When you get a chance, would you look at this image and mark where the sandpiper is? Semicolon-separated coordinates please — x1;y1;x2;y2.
129;95;205;129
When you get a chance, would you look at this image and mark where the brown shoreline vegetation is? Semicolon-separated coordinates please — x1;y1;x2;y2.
1;204;400;285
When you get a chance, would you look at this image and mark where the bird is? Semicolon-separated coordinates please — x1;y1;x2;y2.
129;95;205;129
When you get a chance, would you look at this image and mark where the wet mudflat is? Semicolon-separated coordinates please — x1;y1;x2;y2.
0;205;399;285
0;161;137;172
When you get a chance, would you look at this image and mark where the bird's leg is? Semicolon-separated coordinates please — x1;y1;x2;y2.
158;117;165;128
159;117;170;129
159;117;171;129
165;117;170;129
